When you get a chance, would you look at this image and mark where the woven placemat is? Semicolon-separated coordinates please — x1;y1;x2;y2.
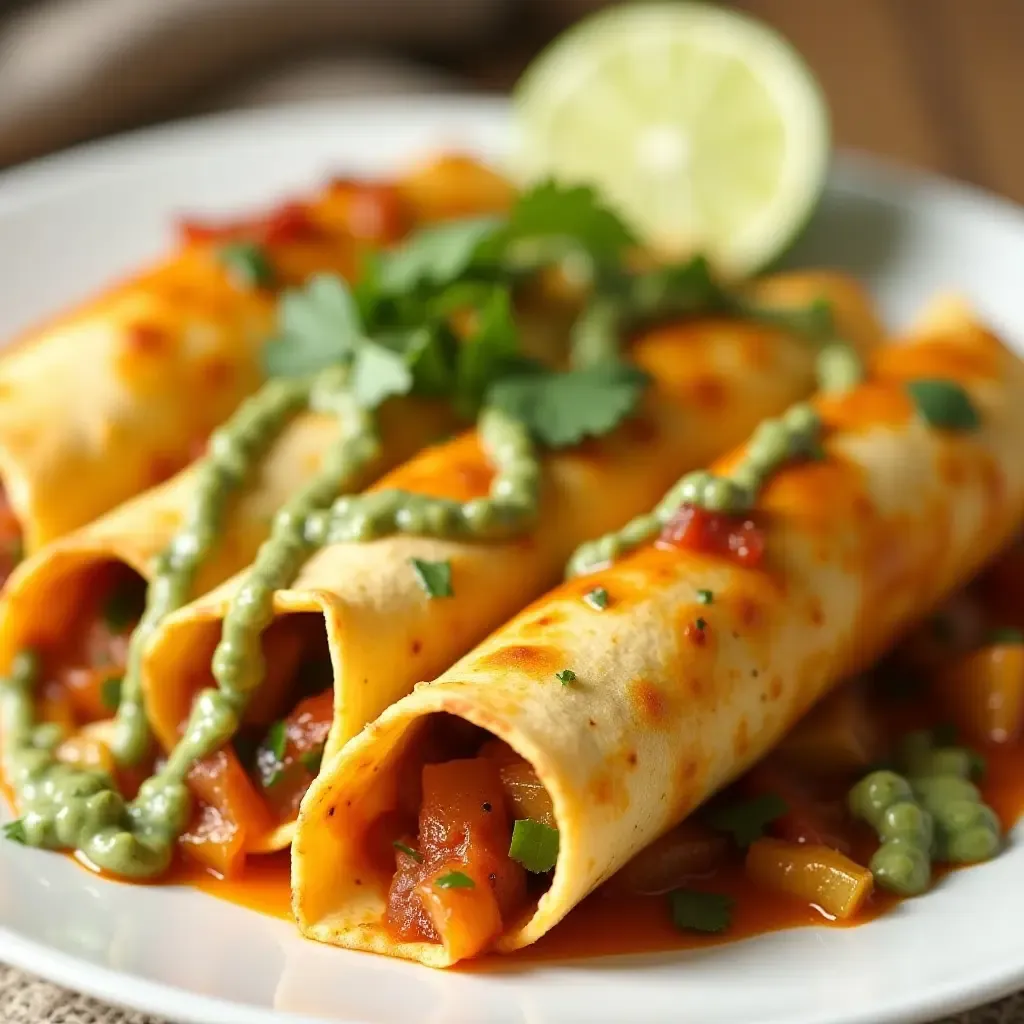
0;962;1019;1024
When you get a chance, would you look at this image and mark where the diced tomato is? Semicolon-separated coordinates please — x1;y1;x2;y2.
385;757;527;956
255;689;333;823
177;202;322;247
180;749;275;878
0;486;22;588
658;504;766;569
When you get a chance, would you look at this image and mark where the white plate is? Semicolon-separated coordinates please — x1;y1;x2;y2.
1;97;1024;1024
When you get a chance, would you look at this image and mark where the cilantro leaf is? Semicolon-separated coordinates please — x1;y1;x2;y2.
257;720;288;788
350;341;414;410
263;275;365;378
627;256;722;320
487;363;650;449
393;840;424;863
378;216;503;294
410;558;453;599
218;241;275;290
100;676;123;711
556;669;576;686
503;181;636;265
455;288;522;416
3;819;27;844
906;379;980;432
706;793;788;847
434;870;475;890
583;587;609;611
509;819;560;873
697;589;714;605
668;889;734;934
403;325;458;397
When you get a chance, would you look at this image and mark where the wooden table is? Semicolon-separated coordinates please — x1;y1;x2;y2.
457;0;1024;205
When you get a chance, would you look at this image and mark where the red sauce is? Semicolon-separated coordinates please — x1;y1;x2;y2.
178;202;322;247
658;504;766;568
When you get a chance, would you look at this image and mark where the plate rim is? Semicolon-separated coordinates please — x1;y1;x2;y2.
2;94;1024;1024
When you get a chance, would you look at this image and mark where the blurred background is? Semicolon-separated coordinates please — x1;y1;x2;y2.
0;0;1021;201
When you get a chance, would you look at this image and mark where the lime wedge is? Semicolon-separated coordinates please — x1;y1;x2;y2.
510;2;830;276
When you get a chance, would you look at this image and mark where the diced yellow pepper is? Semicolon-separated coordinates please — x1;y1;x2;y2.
937;644;1024;746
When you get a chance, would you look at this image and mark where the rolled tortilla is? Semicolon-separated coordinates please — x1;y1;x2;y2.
0;153;514;557
291;298;1024;966
142;270;882;857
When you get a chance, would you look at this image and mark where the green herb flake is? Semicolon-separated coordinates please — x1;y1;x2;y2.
987;627;1024;645
2;819;26;844
583;587;609;611
906;379;980;432
697;589;714;605
410;558;453;599
508;818;560;873
258;720;288;788
393;840;424;863
668;889;734;934
100;676;123;711
301;745;325;775
556;669;577;687
487;363;650;449
695;617;707;631
434;870;475;890
262;274;365;378
706;793;788;847
350;341;414;410
218;241;275;290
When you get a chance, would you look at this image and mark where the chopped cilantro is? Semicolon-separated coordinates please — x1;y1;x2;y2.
350;341;414;410
987;627;1024;645
454;288;522;416
434;870;475;890
301;745;325;775
486;363;650;449
668;889;734;934
377;216;503;294
583;587;609;611
906;379;980;432
2;819;26;844
627;256;722;320
707;793;788;847
695;617;707;631
262;275;365;378
218;241;275;290
508;819;559;873
393;841;423;863
257;720;288;788
556;669;576;687
410;558;453;599
100;676;122;711
697;589;714;605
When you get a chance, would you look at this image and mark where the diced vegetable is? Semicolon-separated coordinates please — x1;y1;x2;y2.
611;819;730;895
707;793;788;847
494;756;555;826
777;683;878;774
385;757;527;955
180;749;275;877
508;819;559;873
937;643;1024;745
668;889;734;934
746;837;873;919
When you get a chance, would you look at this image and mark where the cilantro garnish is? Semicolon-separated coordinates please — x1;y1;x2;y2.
434;870;475;890
583;587;609;611
906;379;980;432
3;819;26;844
393;840;423;863
509;819;559;873
706;793;788;847
556;669;576;687
697;589;714;605
301;745;325;775
262;275;365;378
257;720;288;788
668;889;734;934
350;341;414;410
218;241;275;290
410;558;453;599
487;363;649;449
100;676;123;711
